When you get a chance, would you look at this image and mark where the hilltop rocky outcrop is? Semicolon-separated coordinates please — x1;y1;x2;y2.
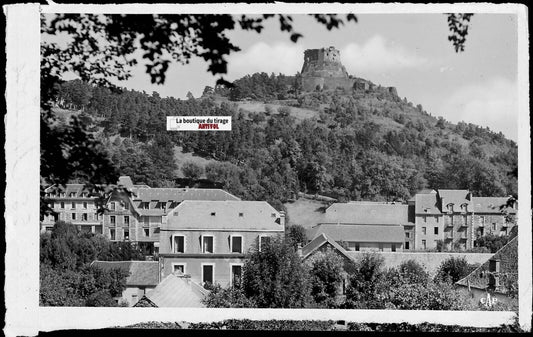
300;46;397;96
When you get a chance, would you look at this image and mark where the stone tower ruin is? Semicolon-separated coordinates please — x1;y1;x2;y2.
300;46;353;91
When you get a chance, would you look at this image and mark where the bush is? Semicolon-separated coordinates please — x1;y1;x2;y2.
181;161;204;180
434;257;476;284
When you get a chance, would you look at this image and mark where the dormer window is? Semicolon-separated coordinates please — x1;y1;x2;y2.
211;212;216;216
70;192;76;197
447;204;454;213
60;193;65;198
82;192;88;197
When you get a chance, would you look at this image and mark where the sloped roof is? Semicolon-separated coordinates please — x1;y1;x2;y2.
301;233;352;261
117;176;134;189
164;200;284;231
415;193;441;214
472;197;517;214
90;261;159;286
134;188;240;203
143;273;208;307
45;183;93;197
324;202;410;225
309;223;405;243
438;189;471;208
456;236;518;292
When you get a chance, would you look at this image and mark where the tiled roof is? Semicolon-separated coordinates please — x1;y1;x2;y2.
472;197;517;214
324;202;410;225
309;223;405;243
456;237;518;292
134;188;240;203
301;233;353;261
90;261;159;286
164;200;284;231
143;273;208;307
437;189;471;208
415;193;440;214
45;183;93;197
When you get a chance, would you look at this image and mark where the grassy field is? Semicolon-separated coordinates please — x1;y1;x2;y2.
235;101;320;121
173;146;219;178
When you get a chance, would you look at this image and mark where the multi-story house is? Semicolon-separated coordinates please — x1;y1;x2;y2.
472;197;517;238
103;176;241;256
159;200;286;288
41;184;103;233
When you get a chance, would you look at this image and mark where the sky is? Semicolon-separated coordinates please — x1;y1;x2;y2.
46;13;519;140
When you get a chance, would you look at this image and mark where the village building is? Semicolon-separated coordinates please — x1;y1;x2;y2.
455;236;518;309
90;260;160;306
307;202;412;252
159;200;286;288
103;177;240;256
41;184;103;234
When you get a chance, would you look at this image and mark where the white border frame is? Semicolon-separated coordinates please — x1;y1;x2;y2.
3;3;531;335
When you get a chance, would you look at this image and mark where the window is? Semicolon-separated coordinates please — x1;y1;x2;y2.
83;202;87;209
110;229;116;240
60;192;65;198
478;227;484;236
71;202;76;209
355;243;360;252
259;235;271;252
202;236;214;253
202;264;214;288
124;216;130;225
82;213;88;221
423;216;427;223
405;232;410;239
173;211;179;216
210;212;216;216
391;244;396;252
422;227;426;235
82;192;88;197
230;264;243;287
378;243;384;252
110;202;116;210
173;235;185;253
239;212;244;217
492;223;497;231
110;216;116;225
436;216;439;223
231;236;243;253
405;241;410;250
70;192;76;197
144;228;150;237
60;202;65;209
124;229;129;240
71;213;76;220
422;240;426;250
172;263;186;274
271;213;276;218
434;227;439;235
124;202;129;210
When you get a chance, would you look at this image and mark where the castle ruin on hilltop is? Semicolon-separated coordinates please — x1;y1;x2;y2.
300;46;397;96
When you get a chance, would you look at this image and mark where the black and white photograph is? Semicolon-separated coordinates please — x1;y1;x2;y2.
4;2;531;334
